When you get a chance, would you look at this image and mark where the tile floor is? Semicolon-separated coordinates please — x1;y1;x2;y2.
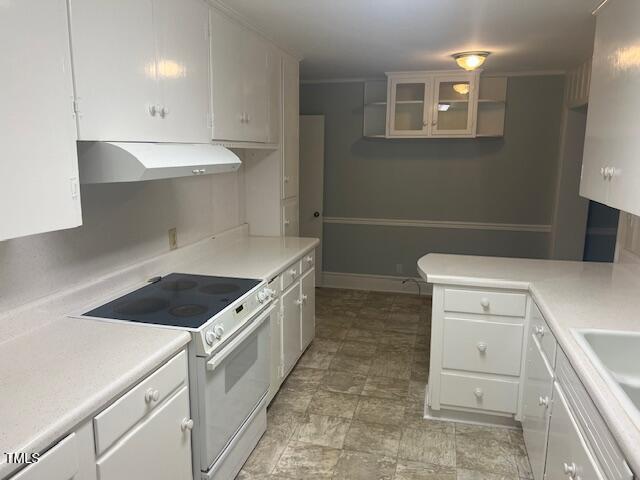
237;288;533;480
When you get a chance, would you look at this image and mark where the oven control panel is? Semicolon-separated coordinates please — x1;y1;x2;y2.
194;283;274;357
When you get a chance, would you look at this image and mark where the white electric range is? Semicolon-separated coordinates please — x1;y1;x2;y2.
74;272;276;480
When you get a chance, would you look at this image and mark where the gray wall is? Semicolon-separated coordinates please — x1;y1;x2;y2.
301;76;565;277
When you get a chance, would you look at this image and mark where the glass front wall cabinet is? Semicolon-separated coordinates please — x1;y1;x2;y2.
431;74;478;137
387;77;431;136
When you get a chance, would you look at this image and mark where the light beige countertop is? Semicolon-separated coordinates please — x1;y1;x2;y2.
418;253;640;475
0;229;318;478
0;318;190;478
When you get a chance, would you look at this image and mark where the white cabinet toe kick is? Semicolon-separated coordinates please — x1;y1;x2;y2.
427;283;633;480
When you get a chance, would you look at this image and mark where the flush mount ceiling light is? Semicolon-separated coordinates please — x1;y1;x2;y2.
437;103;450;112
452;51;490;71
452;83;470;95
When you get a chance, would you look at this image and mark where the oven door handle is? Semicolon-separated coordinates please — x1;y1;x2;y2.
206;303;275;372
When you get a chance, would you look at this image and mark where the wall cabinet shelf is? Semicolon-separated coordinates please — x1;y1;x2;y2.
363;72;506;139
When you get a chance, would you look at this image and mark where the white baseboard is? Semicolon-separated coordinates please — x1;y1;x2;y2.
321;271;432;296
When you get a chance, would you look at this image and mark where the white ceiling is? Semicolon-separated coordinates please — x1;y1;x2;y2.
220;0;598;80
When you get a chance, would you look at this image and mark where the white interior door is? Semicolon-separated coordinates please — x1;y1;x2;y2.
299;115;325;286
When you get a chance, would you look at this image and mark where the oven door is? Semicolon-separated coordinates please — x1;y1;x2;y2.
197;304;273;472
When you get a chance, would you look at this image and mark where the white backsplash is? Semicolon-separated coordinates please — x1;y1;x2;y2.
0;168;245;313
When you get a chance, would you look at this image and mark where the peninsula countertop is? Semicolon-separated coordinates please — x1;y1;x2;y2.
418;253;640;475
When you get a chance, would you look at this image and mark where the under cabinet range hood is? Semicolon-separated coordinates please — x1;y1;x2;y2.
77;141;241;184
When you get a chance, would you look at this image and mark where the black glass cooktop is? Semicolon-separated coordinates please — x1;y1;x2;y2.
84;273;261;329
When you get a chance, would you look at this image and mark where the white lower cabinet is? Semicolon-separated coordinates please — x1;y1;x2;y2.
522;336;554;480
281;282;302;376
300;268;315;351
266;250;317;404
545;382;604;480
9;434;79;480
96;386;192;480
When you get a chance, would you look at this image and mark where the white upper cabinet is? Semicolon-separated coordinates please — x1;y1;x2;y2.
69;0;210;143
0;0;82;241
210;8;273;143
153;0;211;143
282;54;300;199
431;74;478;137
581;0;640;216
388;76;431;136
386;71;479;138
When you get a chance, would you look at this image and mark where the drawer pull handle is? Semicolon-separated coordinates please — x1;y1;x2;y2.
534;325;545;337
145;388;160;403
289;269;297;276
181;418;194;432
305;255;313;263
538;395;550;408
563;462;577;478
480;298;490;310
477;342;488;353
474;387;484;399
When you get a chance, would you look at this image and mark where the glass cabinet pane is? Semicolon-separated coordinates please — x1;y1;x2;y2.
393;82;425;132
435;81;470;132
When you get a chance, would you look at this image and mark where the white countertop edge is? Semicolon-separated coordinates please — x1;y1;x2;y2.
418;256;640;475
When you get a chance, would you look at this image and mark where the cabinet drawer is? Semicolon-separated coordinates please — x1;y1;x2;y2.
94;350;188;455
444;288;526;317
10;433;78;480
442;317;523;376
300;250;315;273
440;372;519;414
96;386;192;480
529;303;557;366
556;351;632;480
281;262;300;291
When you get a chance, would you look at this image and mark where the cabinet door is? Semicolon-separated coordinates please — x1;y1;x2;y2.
267;50;282;144
154;0;210;143
522;337;554;480
388;78;430;136
283;54;300;199
96;386;192;480
431;74;477;137
243;31;270;143
69;0;159;141
210;8;246;141
545;382;604;480
281;283;302;375
300;268;316;351
0;0;82;241
268;301;284;401
581;0;640;216
282;198;299;236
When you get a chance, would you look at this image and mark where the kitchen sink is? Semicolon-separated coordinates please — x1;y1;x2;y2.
573;328;640;422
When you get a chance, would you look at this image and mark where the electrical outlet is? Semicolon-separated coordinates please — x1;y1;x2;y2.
395;263;403;274
168;228;178;250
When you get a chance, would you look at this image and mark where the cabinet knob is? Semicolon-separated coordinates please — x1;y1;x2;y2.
284;176;290;183
181;418;194;432
295;298;303;306
534;325;545;337
149;104;157;117
302;294;308;303
305;255;313;262
145;388;160;403
477;342;488;353
160;106;169;118
563;462;577;478
538;395;550;408
480;298;490;310
284;220;291;226
473;387;483;399
289;268;297;276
